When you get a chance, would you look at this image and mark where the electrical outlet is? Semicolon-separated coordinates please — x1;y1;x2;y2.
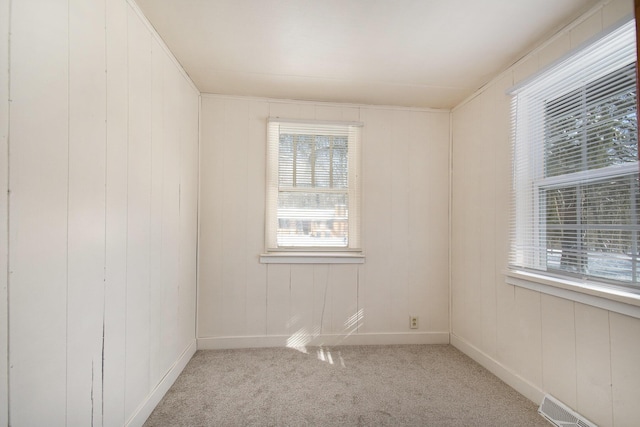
410;316;419;329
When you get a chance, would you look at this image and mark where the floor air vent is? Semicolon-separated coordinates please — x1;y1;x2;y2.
539;395;597;427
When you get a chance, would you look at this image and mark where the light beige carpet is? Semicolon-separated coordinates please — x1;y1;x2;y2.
145;344;549;426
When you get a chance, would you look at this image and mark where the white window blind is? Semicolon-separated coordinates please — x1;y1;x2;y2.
266;119;362;251
509;19;639;290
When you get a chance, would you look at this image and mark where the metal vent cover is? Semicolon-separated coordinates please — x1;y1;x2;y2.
539;394;597;427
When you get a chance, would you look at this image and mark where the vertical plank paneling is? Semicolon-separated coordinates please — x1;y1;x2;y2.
341;106;360;122
266;264;291;336
125;6;152;418
329;265;358;335
575;303;613;427
6;1;199;424
513;287;542;388
610;312;640;426
513;54;539;85
199;98;450;345
451;102;477;339
314;105;344;121
0;0;9;422
198;97;225;338
221;99;249;336
67;0;107;423
290;265;315;337
490;74;513;360
541;295;577;408
245;100;269;336
478;93;496;354
269;101;313;121
456;102;482;346
149;38;165;387
604;0;632;27
177;75;199;349
425;112;450;332
538;32;571;69
9;0;69;425
407;112;430;330
313;265;330;334
447;5;639;427
159;61;181;372
495;282;518;373
570;11;602;48
104;0;128;425
360;108;393;333
390;110;411;331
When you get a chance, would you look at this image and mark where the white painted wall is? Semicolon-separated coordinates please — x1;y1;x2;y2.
198;96;450;348
0;0;8;423
5;1;199;426
450;0;640;426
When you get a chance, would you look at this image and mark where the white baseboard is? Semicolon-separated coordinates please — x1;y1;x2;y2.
198;332;450;350
126;340;197;427
450;333;545;405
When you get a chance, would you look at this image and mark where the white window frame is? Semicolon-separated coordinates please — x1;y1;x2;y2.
507;17;640;313
261;118;364;264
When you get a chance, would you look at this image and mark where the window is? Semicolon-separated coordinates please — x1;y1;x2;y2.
510;19;639;292
265;119;362;254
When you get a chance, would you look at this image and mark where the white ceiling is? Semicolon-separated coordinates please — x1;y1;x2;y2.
135;0;600;109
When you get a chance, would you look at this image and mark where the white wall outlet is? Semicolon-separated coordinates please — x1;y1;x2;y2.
410;316;419;329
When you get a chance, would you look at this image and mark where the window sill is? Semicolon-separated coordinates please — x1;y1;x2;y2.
505;269;640;319
259;252;365;264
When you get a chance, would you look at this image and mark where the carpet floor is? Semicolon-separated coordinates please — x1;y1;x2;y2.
144;344;549;426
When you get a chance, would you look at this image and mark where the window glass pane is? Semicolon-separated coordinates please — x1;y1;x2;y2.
277;192;349;247
511;20;639;290
545;89;584;177
544;174;639;283
315;135;331;188
545;186;580;273
545;63;638;178
295;135;314;187
585;63;637;169
280;134;349;190
332;137;348;188
582;175;638;282
269;120;361;251
540;62;639;286
279;134;294;187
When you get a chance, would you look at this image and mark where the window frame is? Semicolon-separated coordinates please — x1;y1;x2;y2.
261;118;364;263
532;163;639;285
508;17;640;302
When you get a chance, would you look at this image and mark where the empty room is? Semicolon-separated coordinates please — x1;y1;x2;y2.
1;0;639;426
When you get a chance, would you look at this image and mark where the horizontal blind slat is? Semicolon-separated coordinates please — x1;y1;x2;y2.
510;19;639;289
266;119;362;250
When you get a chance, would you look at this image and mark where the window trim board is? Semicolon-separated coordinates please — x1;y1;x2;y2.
265;118;363;253
259;252;365;264
505;269;640;319
509;18;639;290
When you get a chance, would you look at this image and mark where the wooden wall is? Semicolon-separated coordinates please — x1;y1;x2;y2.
0;0;8;423
4;1;199;425
450;0;640;426
198;96;451;348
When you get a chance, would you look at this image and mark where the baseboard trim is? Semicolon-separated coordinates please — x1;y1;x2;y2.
198;332;450;350
126;340;197;427
450;333;545;405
